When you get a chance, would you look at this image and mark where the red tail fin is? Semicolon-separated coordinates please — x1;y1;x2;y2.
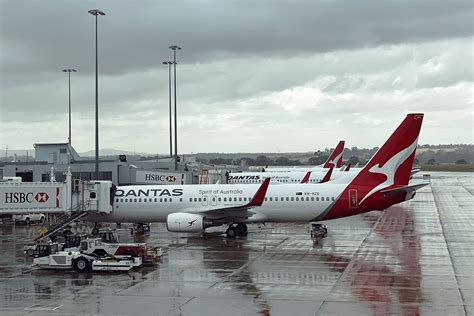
319;166;333;183
300;171;311;184
323;140;345;168
351;113;423;203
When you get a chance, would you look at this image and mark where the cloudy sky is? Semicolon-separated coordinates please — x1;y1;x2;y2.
1;0;473;154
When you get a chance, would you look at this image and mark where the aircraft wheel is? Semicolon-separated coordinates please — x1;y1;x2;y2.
226;226;237;239
25;217;31;225
235;223;247;236
73;257;90;272
26;249;34;256
92;227;99;235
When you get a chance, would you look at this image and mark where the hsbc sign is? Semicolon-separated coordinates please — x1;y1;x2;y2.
2;187;60;209
136;170;185;185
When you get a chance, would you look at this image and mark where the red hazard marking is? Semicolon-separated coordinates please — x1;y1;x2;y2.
35;192;49;203
166;176;176;182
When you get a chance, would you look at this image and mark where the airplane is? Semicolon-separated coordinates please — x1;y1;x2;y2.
87;113;427;240
227;169;333;184
261;140;345;172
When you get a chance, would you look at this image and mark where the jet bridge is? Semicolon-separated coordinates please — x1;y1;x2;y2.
0;169;114;216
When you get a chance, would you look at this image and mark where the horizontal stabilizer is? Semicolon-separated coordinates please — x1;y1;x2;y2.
380;182;429;196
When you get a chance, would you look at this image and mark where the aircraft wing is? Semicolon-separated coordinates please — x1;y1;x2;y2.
380;182;429;196
183;178;271;217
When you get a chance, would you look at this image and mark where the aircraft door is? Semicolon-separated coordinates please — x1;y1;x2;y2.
201;196;208;207
349;189;358;209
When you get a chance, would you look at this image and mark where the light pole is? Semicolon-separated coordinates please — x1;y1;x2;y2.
88;9;105;180
162;61;173;158
169;45;181;171
62;68;77;145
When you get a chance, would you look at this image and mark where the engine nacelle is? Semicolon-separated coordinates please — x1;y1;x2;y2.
166;212;211;232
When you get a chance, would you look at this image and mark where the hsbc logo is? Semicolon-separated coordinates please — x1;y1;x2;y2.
144;173;178;183
35;192;49;203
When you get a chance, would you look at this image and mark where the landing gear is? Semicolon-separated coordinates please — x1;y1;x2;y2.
226;224;248;238
226;226;237;238
310;223;328;242
235;223;248;236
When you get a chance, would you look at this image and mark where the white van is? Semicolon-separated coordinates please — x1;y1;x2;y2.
13;213;45;225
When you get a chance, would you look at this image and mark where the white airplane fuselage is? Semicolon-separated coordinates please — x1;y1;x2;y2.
87;182;352;224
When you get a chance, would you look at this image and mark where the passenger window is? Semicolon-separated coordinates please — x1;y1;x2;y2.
198;198;202;202
224;197;227;202
326;197;330;201
332;197;335;201
165;198;168;202
194;198;197;202
134;198;137;202
169;198;172;202
274;197;278;201
160;198;163;202
316;197;319;201
291;197;294;201
180;198;183;202
295;197;299;201
286;197;289;201
115;198;119;202
265;197;268;201
269;197;272;201
154;198;158;202
125;199;128;202
138;199;142;202
239;197;242;202
311;197;314;201
189;198;192;202
306;197;310;201
234;197;238;202
218;197;221;202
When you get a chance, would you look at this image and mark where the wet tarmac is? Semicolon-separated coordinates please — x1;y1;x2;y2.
0;172;472;315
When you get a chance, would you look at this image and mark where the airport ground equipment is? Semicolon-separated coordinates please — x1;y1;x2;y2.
78;238;161;266
32;249;139;272
310;223;328;242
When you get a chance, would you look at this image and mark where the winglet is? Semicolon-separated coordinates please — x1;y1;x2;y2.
344;163;351;171
323;140;345;168
319;166;334;183
246;178;271;207
300;171;311;184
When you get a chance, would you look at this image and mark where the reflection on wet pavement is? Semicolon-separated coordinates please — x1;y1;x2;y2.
0;172;472;315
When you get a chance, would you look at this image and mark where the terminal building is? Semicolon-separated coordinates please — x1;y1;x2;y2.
1;143;234;186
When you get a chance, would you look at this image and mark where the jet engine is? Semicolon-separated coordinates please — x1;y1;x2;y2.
166;213;213;232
